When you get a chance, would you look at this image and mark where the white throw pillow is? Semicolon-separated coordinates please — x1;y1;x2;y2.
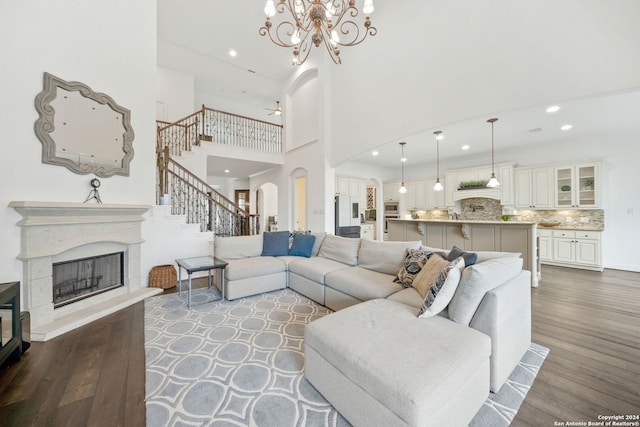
448;257;524;326
358;239;421;275
214;234;263;260
310;232;327;257
416;255;465;318
317;234;361;266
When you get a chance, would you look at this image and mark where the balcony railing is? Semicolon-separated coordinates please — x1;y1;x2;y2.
156;105;282;155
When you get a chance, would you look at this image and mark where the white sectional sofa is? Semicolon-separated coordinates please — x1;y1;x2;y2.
213;232;532;427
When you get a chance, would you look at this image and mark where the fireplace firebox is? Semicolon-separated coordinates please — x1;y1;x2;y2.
52;252;124;308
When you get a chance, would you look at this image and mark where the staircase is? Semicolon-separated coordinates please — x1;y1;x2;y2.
156;105;283;236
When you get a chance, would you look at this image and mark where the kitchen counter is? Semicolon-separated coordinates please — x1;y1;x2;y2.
392;218;602;232
387;218;539;287
537;224;604;231
390;218;537;225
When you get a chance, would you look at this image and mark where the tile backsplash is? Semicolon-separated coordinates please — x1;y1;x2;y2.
514;209;604;230
409;198;604;230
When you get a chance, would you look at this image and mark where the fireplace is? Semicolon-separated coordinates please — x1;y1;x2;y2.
53;252;124;308
9;201;162;341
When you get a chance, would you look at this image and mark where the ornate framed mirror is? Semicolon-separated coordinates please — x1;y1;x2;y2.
34;72;134;177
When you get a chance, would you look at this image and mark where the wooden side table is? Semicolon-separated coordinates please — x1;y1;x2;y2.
0;281;22;367
175;256;228;308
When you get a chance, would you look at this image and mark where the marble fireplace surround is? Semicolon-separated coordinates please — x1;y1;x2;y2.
9;201;162;341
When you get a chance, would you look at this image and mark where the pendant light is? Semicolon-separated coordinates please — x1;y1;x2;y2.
399;142;407;193
486;118;501;188
433;131;444;191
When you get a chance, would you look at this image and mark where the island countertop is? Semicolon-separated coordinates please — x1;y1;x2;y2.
387;218;539;287
389;218;603;231
388;218;537;226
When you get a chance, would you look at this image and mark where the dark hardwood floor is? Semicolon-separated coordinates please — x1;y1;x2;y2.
516;266;640;425
0;267;638;426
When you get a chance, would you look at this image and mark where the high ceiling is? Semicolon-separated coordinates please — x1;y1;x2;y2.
157;0;293;120
351;89;640;169
157;1;640;176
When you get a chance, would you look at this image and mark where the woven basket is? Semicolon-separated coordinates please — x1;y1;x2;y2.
149;264;177;289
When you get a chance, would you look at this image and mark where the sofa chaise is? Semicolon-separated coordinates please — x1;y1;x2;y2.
213;232;532;427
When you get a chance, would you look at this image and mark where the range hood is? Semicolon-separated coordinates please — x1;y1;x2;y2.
453;188;501;202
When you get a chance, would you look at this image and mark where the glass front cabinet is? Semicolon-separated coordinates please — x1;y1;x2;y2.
554;162;600;208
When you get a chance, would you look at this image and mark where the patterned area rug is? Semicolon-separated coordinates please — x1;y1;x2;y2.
144;289;548;427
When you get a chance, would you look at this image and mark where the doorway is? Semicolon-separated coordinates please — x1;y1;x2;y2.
295;176;306;231
235;189;250;213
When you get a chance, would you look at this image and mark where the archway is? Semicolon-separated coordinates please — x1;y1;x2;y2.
290;168;308;232
257;182;278;233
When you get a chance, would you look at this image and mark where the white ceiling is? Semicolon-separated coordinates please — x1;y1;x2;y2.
157;1;640;177
351;89;640;169
157;0;293;119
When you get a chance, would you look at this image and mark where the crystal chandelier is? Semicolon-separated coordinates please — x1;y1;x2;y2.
260;0;377;65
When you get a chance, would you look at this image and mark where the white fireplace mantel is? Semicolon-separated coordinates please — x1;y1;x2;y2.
9;201;161;341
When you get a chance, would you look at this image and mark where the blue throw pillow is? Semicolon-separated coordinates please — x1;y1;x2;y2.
261;231;290;256
289;234;316;257
447;245;478;267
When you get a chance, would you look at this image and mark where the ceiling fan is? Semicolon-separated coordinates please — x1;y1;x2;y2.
266;101;282;116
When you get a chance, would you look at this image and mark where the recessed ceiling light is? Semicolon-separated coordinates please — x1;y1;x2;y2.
546;105;560;113
461;145;470;150
401;157;407;162
372;151;379;156
229;49;237;57
561;124;573;131
224;169;230;173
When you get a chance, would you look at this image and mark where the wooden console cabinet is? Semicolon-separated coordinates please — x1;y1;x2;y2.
0;281;22;367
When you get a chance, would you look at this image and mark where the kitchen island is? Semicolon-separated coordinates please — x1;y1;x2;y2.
388;218;539;287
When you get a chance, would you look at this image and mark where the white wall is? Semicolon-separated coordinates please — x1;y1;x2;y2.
248;62;337;235
287;72;319;150
156;67;195;121
0;1;157;287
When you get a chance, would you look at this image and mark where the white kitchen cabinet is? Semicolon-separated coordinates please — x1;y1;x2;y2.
425;179;446;209
360;223;375;240
405;181;427;210
359;181;367;208
383;181;401;202
444;164;513;207
554;162;600;208
542;229;602;271
537;229;553;261
336;177;350;195
349;179;360;200
456;169;482;188
445;172;456;206
336;176;367;207
553;236;576;263
515;167;553;209
416;182;426;209
498;165;515;206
